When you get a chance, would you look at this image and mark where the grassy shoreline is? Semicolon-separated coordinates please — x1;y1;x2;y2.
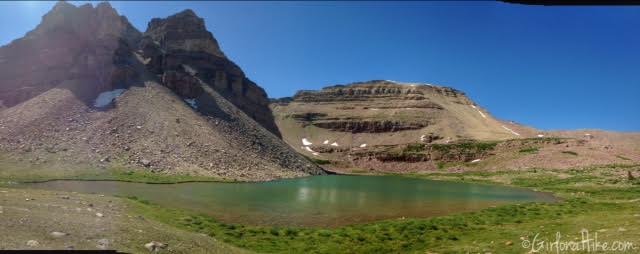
4;164;639;253
122;165;640;253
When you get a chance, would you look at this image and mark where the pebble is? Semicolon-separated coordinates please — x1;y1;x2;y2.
505;240;513;246
144;241;167;252
96;238;110;249
50;231;68;238
26;240;39;247
96;212;104;218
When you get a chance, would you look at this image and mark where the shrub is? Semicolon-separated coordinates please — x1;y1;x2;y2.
519;147;539;154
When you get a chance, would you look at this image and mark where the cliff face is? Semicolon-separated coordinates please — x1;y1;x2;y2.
0;1;141;107
293;80;471;103
271;80;536;167
139;10;280;136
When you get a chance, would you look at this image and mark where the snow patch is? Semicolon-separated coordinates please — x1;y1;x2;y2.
385;80;432;87
331;142;339;147
477;110;487;118
94;89;126;108
537;134;545;138
501;125;521;136
184;98;198;110
420;135;426;142
470;105;477;109
312;152;319;156
323;140;329;145
369;108;380;111
360;144;367;148
302;138;313;146
471;159;481;163
304;146;314;152
182;64;197;76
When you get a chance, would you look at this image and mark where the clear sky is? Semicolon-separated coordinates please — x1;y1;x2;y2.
1;1;638;131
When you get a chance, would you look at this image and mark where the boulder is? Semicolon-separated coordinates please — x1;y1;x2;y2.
144;241;168;252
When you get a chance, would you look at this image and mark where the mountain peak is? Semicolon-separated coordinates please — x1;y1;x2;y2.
147;9;206;33
51;0;75;10
175;9;198;17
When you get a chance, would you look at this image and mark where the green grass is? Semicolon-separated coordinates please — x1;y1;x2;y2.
403;143;427;153
0;154;229;184
126;165;640;254
518;147;539;154
561;151;579;156
374;141;498;164
131;196;615;254
302;155;333;166
431;141;498;154
96;169;230;184
616;155;631;161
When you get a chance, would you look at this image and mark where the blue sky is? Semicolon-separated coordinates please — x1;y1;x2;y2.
1;1;638;131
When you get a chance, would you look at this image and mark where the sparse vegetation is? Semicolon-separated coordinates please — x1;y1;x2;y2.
431;141;498;153
617;155;631;161
403;143;427;153
518;147;539;154
0;157;230;184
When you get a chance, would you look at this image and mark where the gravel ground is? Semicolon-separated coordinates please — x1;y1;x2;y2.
0;187;250;253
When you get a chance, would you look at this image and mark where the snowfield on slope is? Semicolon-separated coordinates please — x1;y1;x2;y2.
501;125;521;136
94;89;126;108
184;98;198;109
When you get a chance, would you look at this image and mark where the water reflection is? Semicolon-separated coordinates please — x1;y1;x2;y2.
22;175;555;227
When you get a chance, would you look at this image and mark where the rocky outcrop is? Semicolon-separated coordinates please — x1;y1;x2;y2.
312;120;428;133
290;113;329;122
293;80;471;104
139;10;280;136
0;1;141;107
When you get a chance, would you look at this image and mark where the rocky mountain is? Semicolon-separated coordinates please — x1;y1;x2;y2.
0;1;324;181
271;80;639;173
0;1;140;108
139;9;280;136
272;80;532;146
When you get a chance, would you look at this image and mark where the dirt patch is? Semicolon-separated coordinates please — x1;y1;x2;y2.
0;187;249;253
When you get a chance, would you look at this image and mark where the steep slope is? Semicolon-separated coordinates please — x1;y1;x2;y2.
0;2;323;181
271;80;640;173
272;80;530;149
139;9;280;136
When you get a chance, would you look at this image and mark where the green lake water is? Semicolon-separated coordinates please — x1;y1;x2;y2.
23;175;556;227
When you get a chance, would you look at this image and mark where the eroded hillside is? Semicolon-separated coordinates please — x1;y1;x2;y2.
271;80;640;173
